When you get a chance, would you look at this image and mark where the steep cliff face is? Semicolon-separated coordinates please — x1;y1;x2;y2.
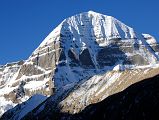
0;11;159;119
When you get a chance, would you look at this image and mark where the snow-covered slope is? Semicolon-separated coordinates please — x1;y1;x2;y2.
21;66;159;120
142;34;157;45
0;61;24;116
1;11;159;119
1;94;47;120
142;33;159;56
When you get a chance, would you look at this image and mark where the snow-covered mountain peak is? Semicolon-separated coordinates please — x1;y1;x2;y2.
62;11;136;41
35;11;137;51
36;23;63;49
87;10;100;14
1;11;159;119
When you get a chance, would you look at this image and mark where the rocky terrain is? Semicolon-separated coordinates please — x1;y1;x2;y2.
52;74;159;120
0;11;159;119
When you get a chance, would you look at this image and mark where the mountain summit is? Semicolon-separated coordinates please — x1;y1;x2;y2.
39;10;136;48
1;11;159;119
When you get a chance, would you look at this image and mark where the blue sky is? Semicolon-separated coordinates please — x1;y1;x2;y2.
0;0;158;64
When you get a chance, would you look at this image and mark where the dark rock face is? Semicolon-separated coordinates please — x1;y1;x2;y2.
16;64;43;79
68;74;159;120
79;49;95;68
97;44;128;67
59;50;66;61
128;54;149;65
15;81;26;99
68;49;79;67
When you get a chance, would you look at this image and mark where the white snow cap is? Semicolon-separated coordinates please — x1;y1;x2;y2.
35;11;137;50
65;10;136;39
142;34;158;44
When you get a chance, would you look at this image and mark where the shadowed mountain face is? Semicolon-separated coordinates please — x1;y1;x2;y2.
29;74;159;120
66;75;159;120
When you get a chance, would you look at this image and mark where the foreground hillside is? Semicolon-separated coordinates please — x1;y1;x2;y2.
16;73;159;120
70;74;159;120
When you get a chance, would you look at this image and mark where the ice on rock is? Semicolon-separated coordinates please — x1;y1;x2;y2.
142;34;158;45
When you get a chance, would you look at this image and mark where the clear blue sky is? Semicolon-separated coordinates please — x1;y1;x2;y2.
0;0;158;64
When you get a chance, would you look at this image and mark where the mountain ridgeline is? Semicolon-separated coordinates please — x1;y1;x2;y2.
0;11;159;120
